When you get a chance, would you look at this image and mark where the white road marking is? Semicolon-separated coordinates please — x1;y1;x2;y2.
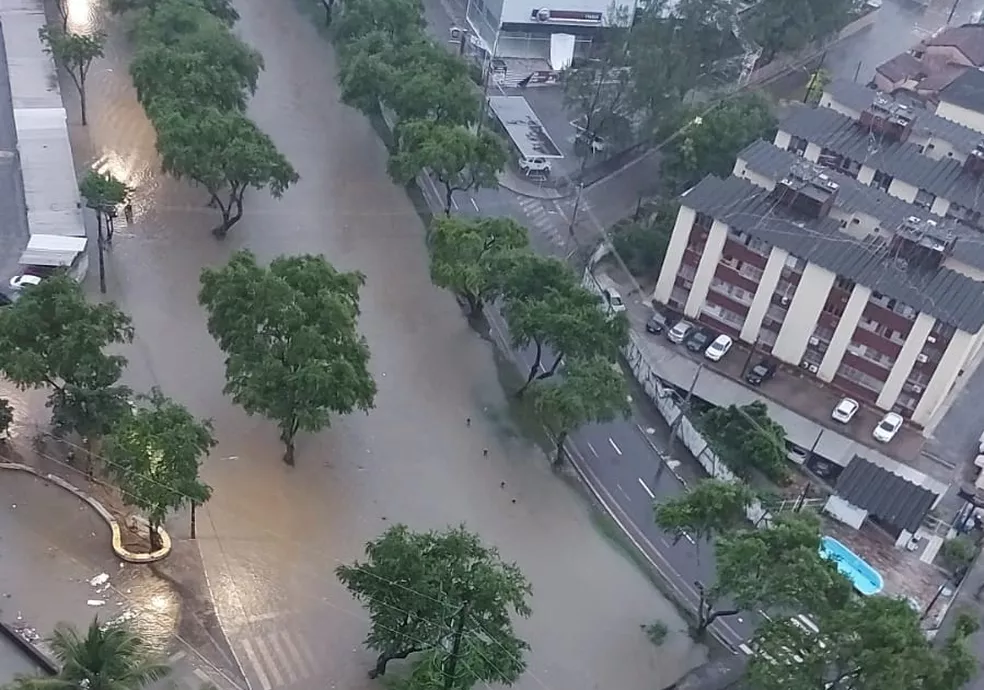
739;643;755;655
637;477;655;499
294;634;319;671
267;633;299;683
585;441;599;457
470;197;480;212
616;483;633;502
681;531;696;545
240;639;273;690
608;437;622;455
278;631;311;679
168;651;187;663
193;669;211;683
253;636;285;688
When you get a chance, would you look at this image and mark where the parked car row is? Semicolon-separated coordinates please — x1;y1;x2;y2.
830;395;903;442
648;309;735;363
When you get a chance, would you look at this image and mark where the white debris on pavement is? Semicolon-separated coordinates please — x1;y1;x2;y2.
89;573;109;587
86;599;106;606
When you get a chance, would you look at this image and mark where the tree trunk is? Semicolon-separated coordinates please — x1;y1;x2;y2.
464;292;483;316
78;73;88;126
211;187;246;237
442;601;472;690
368;647;423;678
96;212;106;294
516;341;543;398
694;607;739;638
443;183;454;216
536;353;564;381
190;503;197;539
552;431;568;467
149;520;162;552
280;418;299;466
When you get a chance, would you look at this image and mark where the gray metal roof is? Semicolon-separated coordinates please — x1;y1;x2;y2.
939;67;984;114
834;455;938;532
487;96;563;159
780;103;984;211
682;174;984;332
824;80;982;154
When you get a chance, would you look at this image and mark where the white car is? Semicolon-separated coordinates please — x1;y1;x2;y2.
873;412;904;443
831;397;859;423
704;334;733;361
9;274;42;291
518;156;551;177
603;288;626;313
667;321;692;344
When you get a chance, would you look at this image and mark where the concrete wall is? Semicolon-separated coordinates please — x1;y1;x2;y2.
653;205;695;304
684;219;727;317
773;263;835;364
740;246;787;343
876;312;934;410
818;284;871;381
914;325;980;424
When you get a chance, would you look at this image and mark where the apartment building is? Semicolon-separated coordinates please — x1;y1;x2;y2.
777;89;984;232
653;141;984;426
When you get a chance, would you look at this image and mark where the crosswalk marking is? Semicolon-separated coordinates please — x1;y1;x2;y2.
193;668;211;683
240;639;273;690
169;651;188;663
293;633;318;671
266;634;299;683
278;632;311;679
253;637;286;688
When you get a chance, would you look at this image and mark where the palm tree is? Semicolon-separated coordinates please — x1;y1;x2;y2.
14;618;171;690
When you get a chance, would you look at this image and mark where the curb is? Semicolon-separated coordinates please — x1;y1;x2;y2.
0;619;59;675
496;172;570;200
0;462;172;564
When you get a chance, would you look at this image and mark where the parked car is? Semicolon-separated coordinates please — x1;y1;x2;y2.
873;412;904;443
704;334;733;361
666;321;693;344
685;328;713;353
787;444;810;465
9;274;42;291
602;287;626;313
745;358;776;385
646;311;670;334
831;397;859;423
518;156;551;177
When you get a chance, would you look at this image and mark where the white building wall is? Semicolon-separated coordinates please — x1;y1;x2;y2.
936;99;984;134
774;130;792;150
772;263;835;365
740;247;788;343
913;326;980;424
804;142;822;162
857;165;875;185
887;178;918;204
819;94;861;120
732;159;775;190
684;220;727;318
818;284;871;382
876;312;935;411
653;205;695;304
930;196;951;216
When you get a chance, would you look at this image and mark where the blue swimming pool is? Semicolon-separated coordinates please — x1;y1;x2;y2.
819;536;884;596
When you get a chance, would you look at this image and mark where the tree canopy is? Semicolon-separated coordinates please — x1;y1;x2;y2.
746;0;857;61
529;356;629;466
611;199;678;278
105;388;214;551
654;478;755;545
0;275;134;447
427;215;529;315
79;170;131;212
336;524;530;687
199;251;377;465
389;120;505;214
701;401;789;482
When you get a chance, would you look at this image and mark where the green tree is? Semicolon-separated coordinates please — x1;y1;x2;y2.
654;478;754;545
79;169;131;293
611;199;678;277
804;67;831;104
390;121;505;215
663;93;777;192
701;401;789;482
38;27;105;126
153;106;297;236
745;0;856;62
332;0;425;47
385;44;478;126
336;524;531;685
199;251;377;465
109;0;238;22
427;216;529;315
0;276;134;464
336;32;401;116
940;536;977;574
501;257;627;395
748;597;978;690
0;399;13;439
17;618;171;690
529;356;629;466
105;388;214;549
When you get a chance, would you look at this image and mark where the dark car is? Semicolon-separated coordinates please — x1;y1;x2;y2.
745;358;777;386
646;310;670;335
685;328;713;353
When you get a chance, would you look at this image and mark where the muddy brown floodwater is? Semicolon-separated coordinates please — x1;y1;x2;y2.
48;0;710;688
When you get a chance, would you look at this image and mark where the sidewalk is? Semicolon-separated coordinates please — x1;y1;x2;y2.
0;450;244;690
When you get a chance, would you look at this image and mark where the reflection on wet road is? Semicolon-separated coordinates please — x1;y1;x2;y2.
62;0;708;687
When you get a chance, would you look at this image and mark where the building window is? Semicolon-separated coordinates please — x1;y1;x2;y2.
838;364;884;393
739;263;764;282
702;302;744;328
747;237;771;256
834;276;855;291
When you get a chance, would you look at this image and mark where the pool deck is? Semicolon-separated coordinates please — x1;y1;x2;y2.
822;520;946;612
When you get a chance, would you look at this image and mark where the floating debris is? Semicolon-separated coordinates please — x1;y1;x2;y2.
89;573;109;587
86;600;106;607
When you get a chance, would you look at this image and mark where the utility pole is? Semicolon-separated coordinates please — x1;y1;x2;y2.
568;182;584;238
93;207;107;294
948;0;961;24
740;339;758;379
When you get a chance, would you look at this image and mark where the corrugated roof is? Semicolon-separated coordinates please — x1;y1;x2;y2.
682;174;984;332
779;103;984;211
925;24;984;66
834;455;938;532
875;53;927;83
940;67;984;114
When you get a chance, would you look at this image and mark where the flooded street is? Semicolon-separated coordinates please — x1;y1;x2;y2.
53;0;707;688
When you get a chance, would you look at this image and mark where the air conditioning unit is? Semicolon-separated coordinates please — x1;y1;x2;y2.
916;353;929;363
801;360;811;369
927;336;937;344
912;385;922;393
809;336;820;345
781;296;791;305
808;364;819;373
